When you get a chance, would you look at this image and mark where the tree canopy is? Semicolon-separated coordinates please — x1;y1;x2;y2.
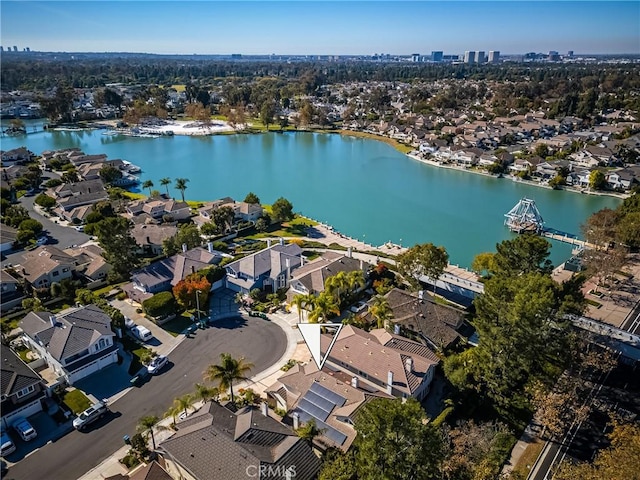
396;243;449;290
271;197;294;222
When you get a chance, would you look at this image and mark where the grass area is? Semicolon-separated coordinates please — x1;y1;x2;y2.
92;282;127;297
511;439;544;479
123;191;146;200
14;345;32;364
120;335;153;374
161;314;195;337
63;389;92;414
302;250;321;261
246;216;318;239
170;84;185;92
586;298;602;308
337;129;414;154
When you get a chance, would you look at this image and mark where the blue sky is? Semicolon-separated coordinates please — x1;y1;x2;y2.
1;1;639;55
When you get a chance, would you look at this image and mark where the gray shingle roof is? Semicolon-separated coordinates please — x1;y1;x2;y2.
1;348;43;397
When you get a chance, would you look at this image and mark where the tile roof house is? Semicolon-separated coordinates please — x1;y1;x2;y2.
20;304;118;385
52;179;109;211
63;244;112;285
1;348;46;426
363;288;464;351
131;245;224;296
18;246;76;289
287;251;370;301
131;224;179;256
321;325;440;401
225;241;303;294
158;402;321;480
266;363;392;452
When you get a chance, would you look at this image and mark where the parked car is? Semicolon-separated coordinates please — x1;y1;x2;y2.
349;301;368;314
147;355;168;374
36;235;49;246
131;325;153;342
124;317;136;330
74;225;84;232
1;431;16;456
12;418;36;442
73;401;108;430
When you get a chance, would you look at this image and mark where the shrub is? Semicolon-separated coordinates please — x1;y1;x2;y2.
34;193;57;209
142;291;177;318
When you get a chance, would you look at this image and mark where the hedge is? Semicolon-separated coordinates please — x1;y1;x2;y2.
142;291;177;318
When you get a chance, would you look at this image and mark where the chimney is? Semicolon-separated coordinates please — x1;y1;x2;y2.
267;239;272;248
386;371;393;395
418;290;424;302
207;242;213;253
285;258;291;280
49;315;57;327
293;412;299;430
191;265;195;274
351;376;358;388
394;324;401;335
301;256;305;266
279;237;284;246
260;401;269;417
146;236;151;244
405;357;413;373
360;259;363;269
182;243;188;253
347;246;352;258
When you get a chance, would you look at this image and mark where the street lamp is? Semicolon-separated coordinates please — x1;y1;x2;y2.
196;290;201;321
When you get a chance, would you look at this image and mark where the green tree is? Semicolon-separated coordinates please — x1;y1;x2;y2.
173;394;194;418
93;217;140;280
271;197;294;222
159;177;171;196
203;353;254;404
616;211;640;248
353;398;444;480
142;180;154;196
319;449;358;480
589;170;607;190
308;291;340;323
244;192;260;204
260;102;275;131
163;223;202;255
396;243;449;291
137;415;159;450
369;295;392;329
174;177;189;202
99;165;123;186
212;206;235;233
34;193;57;210
295;418;325;445
492;234;553;277
194;383;219;404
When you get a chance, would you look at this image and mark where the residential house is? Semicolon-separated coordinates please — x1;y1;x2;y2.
509;156;543;175
127;197;190;223
20;304;118;385
0;225;18;253
287;250;370;302
197;197;235;223
64;244;112;286
232;201;263;223
1;269;25;313
266;363;392;452
1;165;29;189
18;246;76;289
1;349;46;427
131;224;179;256
129;245;224;300
1;147;32;166
61;204;94;224
478;152;498;168
158;402;321;480
606;167;639;191
52;179;109;212
364;288;464;351
225;241;303;294
321;325;440;401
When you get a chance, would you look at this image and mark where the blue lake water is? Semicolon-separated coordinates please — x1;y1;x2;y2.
1;126;622;268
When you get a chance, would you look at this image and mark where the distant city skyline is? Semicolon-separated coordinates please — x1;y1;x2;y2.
1;1;638;56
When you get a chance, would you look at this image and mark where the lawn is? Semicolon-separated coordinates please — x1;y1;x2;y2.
246;216;318;239
120;335;153;374
510;438;545;479
63;389;92;414
161;314;195;337
337;129;414;154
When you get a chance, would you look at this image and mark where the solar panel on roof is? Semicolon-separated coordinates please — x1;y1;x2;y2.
293;409;347;446
303;390;335;413
309;382;346;407
298;398;330;422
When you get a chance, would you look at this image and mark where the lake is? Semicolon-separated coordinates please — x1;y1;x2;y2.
1;126;622;268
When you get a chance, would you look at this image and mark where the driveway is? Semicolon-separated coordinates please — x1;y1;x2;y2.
73;347;134;403
7;315;287;480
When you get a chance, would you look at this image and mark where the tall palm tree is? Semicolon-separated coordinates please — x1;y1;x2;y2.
142;179;154;197
369;295;392;329
173;394;194;419
204;353;254;404
308;291;340;324
137;415;159;450
292;294;306;322
346;270;366;302
325;271;349;305
159;177;171;196
175;177;189;202
194;383;219;404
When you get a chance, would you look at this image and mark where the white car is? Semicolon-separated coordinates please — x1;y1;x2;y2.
74;225;84;232
131;325;153;342
1;432;16;456
147;355;168;374
73;401;108;430
12;418;36;442
349;301;368;314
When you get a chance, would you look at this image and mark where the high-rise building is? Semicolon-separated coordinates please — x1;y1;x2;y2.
548;51;560;61
488;51;500;63
463;51;476;64
12;46;17;52
411;53;420;62
477;51;485;63
431;51;443;62
567;50;574;57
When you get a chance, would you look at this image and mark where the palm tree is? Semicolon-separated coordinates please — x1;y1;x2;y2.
346;270;366;302
164;403;180;426
173;394;194;419
295;418;325;445
308;291;340;323
142;180;154;196
369;295;392;329
137;415;159;450
194;383;219;404
292;294;306;322
325;271;349;305
175;177;189;202
204;353;254;404
159;177;171;196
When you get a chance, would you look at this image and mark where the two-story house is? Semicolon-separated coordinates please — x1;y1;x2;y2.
224;241;302;294
18;246;75;289
1;349;47;428
52;179;109;212
20;305;118;386
0;147;32;166
1;269;25;313
131;224;179;256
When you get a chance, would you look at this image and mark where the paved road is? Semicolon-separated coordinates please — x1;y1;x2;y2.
7;316;287;480
1;192;89;267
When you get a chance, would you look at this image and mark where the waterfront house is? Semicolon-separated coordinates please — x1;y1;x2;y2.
52;179;109;212
1;147;32;166
158;402;321;480
606;167;639;191
20;304;118;386
224;240;302;294
266;363;392;452
321;325;440;401
18;246;76;289
232;201;263;223
287;250;370;302
1;348;46;428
